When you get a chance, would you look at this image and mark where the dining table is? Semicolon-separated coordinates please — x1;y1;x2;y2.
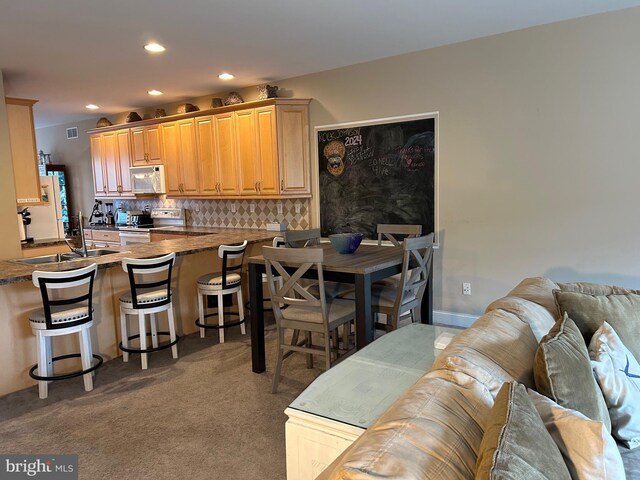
248;243;433;373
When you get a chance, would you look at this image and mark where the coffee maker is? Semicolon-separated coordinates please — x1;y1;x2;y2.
17;207;33;244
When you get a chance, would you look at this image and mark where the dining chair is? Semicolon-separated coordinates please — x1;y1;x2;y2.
263;245;356;393
345;233;434;332
284;228;321;248
376;224;422;246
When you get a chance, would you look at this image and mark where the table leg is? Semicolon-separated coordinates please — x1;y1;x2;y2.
421;263;433;325
249;263;266;373
354;274;373;349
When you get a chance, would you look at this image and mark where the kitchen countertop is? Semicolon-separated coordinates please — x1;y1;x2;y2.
1;228;276;285
84;225;224;236
21;238;68;249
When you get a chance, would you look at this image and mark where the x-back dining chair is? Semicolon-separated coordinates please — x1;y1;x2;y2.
284;228;321;248
376;224;422;246
344;233;434;333
263;245;356;393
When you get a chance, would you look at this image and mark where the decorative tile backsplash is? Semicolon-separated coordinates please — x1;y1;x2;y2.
114;198;310;230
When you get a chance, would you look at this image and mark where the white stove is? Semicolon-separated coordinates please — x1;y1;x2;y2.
119;208;186;246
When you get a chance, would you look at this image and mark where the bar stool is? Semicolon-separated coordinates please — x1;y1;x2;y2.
119;253;178;370
28;263;103;399
196;240;247;343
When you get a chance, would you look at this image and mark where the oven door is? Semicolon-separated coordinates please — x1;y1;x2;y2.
120;231;151;246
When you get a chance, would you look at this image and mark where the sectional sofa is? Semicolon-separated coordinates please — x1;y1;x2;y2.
319;277;640;479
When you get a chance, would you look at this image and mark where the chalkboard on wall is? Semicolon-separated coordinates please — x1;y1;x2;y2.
317;114;437;241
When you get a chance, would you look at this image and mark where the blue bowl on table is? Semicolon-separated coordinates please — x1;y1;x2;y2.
328;233;364;254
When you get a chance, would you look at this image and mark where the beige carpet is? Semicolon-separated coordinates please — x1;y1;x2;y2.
0;322;324;480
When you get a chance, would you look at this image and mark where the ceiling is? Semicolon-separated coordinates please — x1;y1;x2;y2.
2;0;640;129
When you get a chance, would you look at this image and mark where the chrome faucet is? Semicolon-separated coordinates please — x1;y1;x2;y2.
64;211;89;258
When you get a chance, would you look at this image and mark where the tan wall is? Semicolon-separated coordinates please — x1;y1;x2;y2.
34;8;640;315
0;70;23;260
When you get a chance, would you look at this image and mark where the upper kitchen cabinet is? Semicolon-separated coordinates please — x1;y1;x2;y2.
276;103;311;196
5;98;42;205
196;115;238;196
90;128;134;198
161;119;199;196
130;125;162;165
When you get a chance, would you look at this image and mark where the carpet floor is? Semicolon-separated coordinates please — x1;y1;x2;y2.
0;321;324;480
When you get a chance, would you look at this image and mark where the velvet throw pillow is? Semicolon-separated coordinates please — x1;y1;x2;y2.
589;322;640;449
534;313;611;431
476;382;571;480
528;389;625;479
554;289;640;363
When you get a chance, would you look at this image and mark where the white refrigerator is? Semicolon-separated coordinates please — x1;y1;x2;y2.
27;176;65;240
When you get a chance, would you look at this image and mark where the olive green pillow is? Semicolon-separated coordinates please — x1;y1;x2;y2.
476;382;571;480
554;289;640;363
534;313;611;431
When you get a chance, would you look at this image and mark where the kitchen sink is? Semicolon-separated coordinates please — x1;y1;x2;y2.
14;249;125;265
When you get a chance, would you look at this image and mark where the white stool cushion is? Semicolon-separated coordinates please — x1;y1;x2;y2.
120;289;170;306
29;305;90;329
282;297;355;325
197;272;241;288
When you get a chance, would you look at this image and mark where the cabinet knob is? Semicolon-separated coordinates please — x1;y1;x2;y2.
281;179;284;191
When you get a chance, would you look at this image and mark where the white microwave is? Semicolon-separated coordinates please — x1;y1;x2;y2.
130;165;166;194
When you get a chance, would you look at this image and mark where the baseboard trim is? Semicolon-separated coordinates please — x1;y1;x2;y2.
433;310;479;328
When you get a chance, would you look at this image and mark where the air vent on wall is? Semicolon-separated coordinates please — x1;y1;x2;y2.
66;127;78;140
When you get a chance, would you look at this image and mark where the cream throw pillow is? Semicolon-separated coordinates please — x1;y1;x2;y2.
589;322;640;449
528;389;625;479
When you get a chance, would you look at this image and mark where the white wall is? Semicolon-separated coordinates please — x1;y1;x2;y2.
36;7;640;314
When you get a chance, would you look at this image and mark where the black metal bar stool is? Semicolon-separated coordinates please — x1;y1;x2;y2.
28;263;103;399
196;240;247;343
119;253;178;370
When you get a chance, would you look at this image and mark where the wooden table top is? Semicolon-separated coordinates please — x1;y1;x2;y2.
248;243;403;275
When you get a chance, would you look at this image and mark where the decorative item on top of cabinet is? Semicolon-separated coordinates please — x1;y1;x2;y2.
155;109;167;118
257;84;278;99
224;92;244;106
5;98;42;205
130;125;162;165
96;117;112;128
177;103;199;114
211;98;223;108
126;112;142;123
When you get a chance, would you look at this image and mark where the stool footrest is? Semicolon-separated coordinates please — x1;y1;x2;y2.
195;311;245;330
119;332;179;354
29;353;103;382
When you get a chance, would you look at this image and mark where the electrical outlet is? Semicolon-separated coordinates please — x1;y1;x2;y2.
462;282;472;295
250;203;256;213
230;203;236;213
277;203;283;214
295;203;301;214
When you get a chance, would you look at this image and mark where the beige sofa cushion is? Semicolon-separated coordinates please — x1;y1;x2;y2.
558;281;640;296
507;276;560;314
317;369;494;480
486;295;557;342
534;313;611;431
476;382;571;480
432;308;539;395
554;289;640;363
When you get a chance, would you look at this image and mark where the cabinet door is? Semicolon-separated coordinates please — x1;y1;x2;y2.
235;109;259;195
146;126;162;163
255;106;279;195
116;129;133;195
177;119;199;195
90;134;107;196
161;122;182;195
130;127;147;165
6;99;42;205
213;113;238;195
277;105;310;195
196;116;220;195
102;132;120;197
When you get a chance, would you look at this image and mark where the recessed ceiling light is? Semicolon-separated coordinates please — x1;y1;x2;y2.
144;43;166;53
218;73;234;80
85;104;99;110
148;90;163;96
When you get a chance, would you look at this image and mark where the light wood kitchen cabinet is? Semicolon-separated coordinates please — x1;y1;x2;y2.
6;98;42;205
91;129;133;198
235;109;260;195
83;228;120;248
213;112;239;195
277;103;311;196
161;119;199;196
131;125;162;166
196;116;231;195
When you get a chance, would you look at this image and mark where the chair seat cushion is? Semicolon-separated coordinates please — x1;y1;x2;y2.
29;305;90;329
120;289;170;306
197;272;241;289
305;281;355;299
282;297;355;325
343;284;416;308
